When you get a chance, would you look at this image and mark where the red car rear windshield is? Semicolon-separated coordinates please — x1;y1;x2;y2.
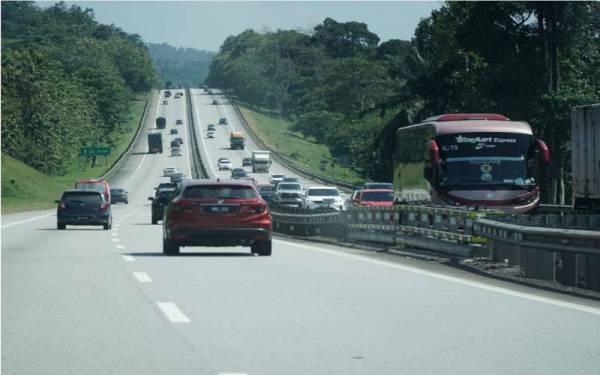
182;185;257;199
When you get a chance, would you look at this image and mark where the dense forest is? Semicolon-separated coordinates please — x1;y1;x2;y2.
147;43;214;88
206;2;600;203
1;1;157;175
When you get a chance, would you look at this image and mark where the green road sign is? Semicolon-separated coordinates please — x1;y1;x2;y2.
80;147;111;156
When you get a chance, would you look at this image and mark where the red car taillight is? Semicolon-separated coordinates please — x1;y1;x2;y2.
240;203;267;214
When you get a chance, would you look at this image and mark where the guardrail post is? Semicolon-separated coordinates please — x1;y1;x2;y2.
559;252;577;287
523;246;556;281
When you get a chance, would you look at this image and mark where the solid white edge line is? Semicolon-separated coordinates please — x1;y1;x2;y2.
157;302;190;323
274;239;600;316
133;272;152;283
122;255;134;262
1;213;53;229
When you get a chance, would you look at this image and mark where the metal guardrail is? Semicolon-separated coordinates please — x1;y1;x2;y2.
474;217;600;291
229;99;358;192
186;88;209;179
102;92;153;181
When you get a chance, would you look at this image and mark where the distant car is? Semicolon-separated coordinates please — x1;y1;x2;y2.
171;148;182;157
212;100;218;105
257;184;277;204
231;169;248;179
174;137;183;145
163;100;168;105
302;186;344;211
56;190;112;230
163;167;179;177
110;188;129;204
242;157;253;167
207;124;216;131
170;129;178;135
352;189;394;207
164;90;172;98
275;182;304;207
360;182;393;190
149;188;176;224
155;182;177;192
270;174;285;185
170;172;186;183
218;158;232;170
207;131;215;138
162;179;272;256
74;178;111;204
219;118;228;125
174;93;183;99
175;119;183;125
170;140;180;148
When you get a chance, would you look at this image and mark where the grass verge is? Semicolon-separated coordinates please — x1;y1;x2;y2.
1;94;148;214
238;105;362;184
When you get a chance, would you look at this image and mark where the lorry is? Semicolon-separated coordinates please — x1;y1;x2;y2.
571;104;600;212
148;132;163;154
156;117;166;129
252;150;271;173
230;131;245;150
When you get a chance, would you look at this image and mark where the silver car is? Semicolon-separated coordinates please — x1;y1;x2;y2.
275;183;303;207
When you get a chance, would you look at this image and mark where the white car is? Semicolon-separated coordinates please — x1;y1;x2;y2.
275;182;304;207
171;148;182;157
163;167;179;177
302;186;345;211
207;131;215;138
218;158;232;170
170;172;186;183
270;174;285;185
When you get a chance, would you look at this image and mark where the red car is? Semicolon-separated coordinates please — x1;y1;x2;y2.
352;189;394;207
162;179;272;256
74;178;111;204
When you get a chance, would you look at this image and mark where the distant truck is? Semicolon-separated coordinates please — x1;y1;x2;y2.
148;132;163;154
230;131;245;150
252;150;271;173
571;104;600;211
156;117;166;129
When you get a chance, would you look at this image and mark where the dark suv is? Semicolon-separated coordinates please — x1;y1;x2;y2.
149;188;177;224
56;190;112;230
162;180;272;256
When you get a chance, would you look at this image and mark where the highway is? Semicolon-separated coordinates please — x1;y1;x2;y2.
2;89;600;375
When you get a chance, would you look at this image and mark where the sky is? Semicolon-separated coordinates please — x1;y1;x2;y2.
45;1;442;51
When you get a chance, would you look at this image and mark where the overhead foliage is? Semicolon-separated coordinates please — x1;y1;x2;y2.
1;1;157;174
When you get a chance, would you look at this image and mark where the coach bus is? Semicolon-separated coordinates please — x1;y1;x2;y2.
393;113;550;213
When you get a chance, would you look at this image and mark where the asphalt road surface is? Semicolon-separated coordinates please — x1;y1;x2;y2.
2;89;600;375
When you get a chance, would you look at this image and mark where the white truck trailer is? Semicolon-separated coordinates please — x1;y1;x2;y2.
571;104;600;212
252;150;271;173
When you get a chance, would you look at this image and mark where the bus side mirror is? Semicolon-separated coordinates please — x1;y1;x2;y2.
535;139;550;164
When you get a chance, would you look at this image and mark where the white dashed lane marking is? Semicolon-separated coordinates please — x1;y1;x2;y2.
112;238;120;242
133;272;152;283
116;245;126;250
157;302;190;323
122;255;135;262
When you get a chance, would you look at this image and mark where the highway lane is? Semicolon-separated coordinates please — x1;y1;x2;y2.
2;88;600;375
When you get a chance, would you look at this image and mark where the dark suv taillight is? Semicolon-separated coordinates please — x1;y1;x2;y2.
99;202;109;211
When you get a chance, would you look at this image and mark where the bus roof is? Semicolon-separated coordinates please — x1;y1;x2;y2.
400;115;533;136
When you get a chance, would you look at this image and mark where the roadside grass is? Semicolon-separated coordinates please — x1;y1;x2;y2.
1;94;148;214
238;105;362;185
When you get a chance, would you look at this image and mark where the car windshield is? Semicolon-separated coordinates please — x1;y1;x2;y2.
63;193;102;204
308;189;339;196
361;191;394;202
76;182;104;192
272;175;284;179
437;133;535;188
279;183;301;190
183;185;257;199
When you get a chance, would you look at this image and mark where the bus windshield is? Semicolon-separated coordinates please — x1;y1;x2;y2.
436;132;535;188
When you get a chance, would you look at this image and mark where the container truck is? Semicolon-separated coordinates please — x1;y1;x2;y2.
571;104;600;212
156;117;166;129
148;132;163;153
230;131;245;150
252;150;271;173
